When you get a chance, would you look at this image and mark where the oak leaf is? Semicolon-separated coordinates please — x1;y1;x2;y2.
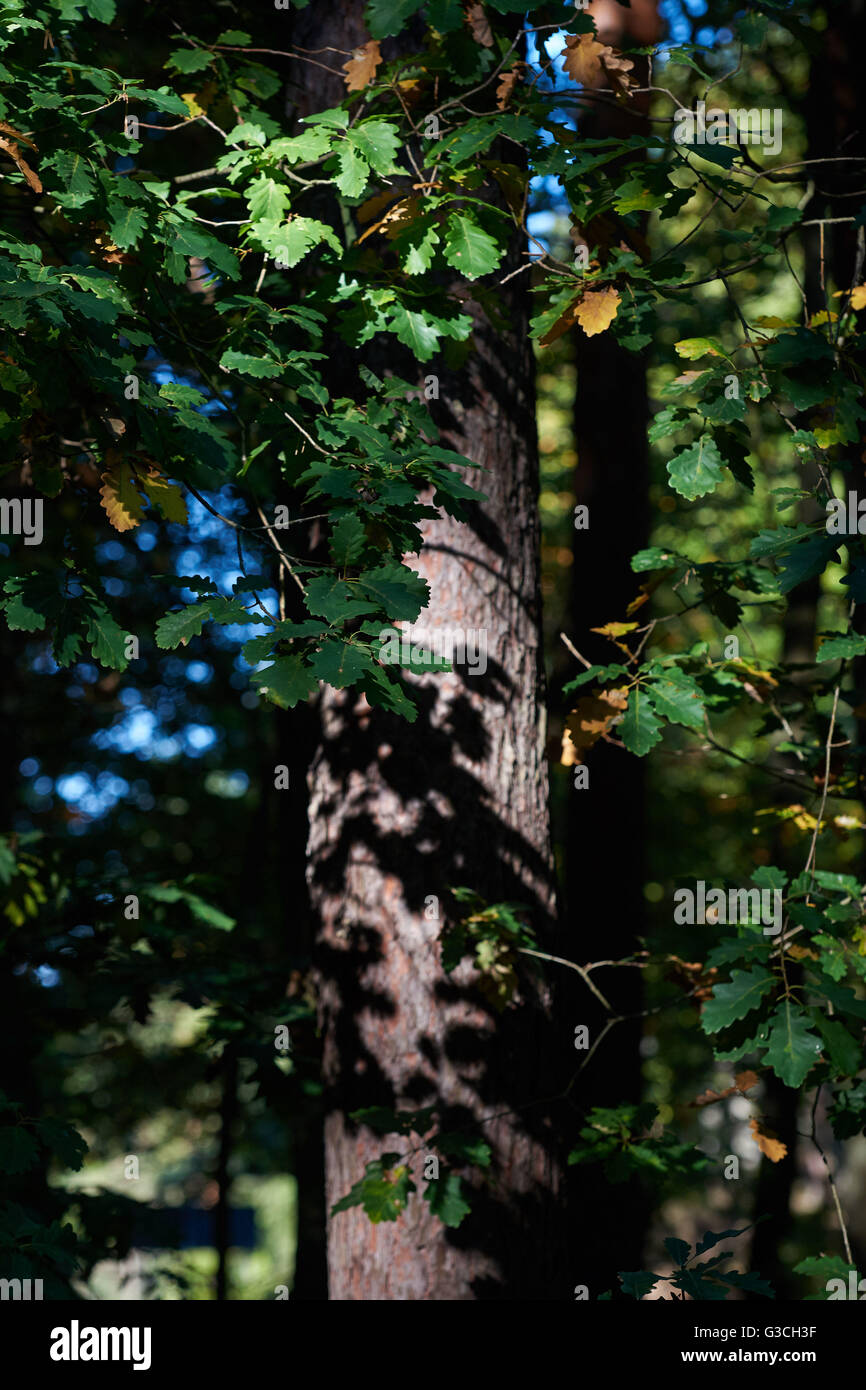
692;1069;758;1107
99;458;144;532
357;195;419;243
562;33;608;86
562;34;636;98
496;66;523;111
590;620;637;639
694;1085;735;1107
749;1117;787;1163
575;287;621;337
564;688;628;760
601;49;636;99
466;3;493;46
140;467;188;524
0;120;42;193
342;40;382;93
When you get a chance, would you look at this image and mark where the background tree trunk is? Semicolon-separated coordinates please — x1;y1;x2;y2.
563;0;659;1291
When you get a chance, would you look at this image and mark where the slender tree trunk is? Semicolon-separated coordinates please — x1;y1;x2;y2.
214;1046;238;1301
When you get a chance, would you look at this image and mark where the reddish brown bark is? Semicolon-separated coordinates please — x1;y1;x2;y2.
307;255;564;1302
290;4;566;1302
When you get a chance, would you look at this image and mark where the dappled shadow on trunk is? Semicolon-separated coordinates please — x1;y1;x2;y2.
309;669;582;1299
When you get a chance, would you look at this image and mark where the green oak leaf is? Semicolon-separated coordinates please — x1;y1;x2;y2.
442;214;502;280
251;655;318;709
619;1269;662;1300
666;434;725;500
645;670;705;729
347;121;401;176
388;303;441;361
357;563;429;621
83;603;129;670
309;641;375;687
329;513;366;566
106;201;146;250
219;349;282;378
763;1004;823;1087
334;144;370;198
422;1172;471;1228
701;968;775;1034
366;0;425;39
331;1155;415;1222
620;688;663;756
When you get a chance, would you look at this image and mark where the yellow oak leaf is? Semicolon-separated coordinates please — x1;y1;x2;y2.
342;39;382;92
140;468;188;524
575;287;621;337
590;620;637;638
99;459;144;532
181;92;207;119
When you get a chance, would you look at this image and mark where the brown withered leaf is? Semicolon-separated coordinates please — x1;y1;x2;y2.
562;34;637;98
396;78;424;105
693;1084;736;1107
0;120;42;194
342;39;382;93
466;3;494;46
564;688;628;760
664;954;718;1002
750;1117;787;1163
0;119;37;151
357;195;419;243
692;1070;758;1108
787;942;819;961
575;286;621;337
562;33;608;86
496;66;523;111
357;190;399;224
600;49;637;99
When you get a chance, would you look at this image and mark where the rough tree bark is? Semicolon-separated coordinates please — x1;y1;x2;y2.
290;4;567;1300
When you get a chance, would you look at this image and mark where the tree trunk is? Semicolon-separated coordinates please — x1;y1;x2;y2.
291;5;566;1301
307;253;565;1303
563;0;659;1290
